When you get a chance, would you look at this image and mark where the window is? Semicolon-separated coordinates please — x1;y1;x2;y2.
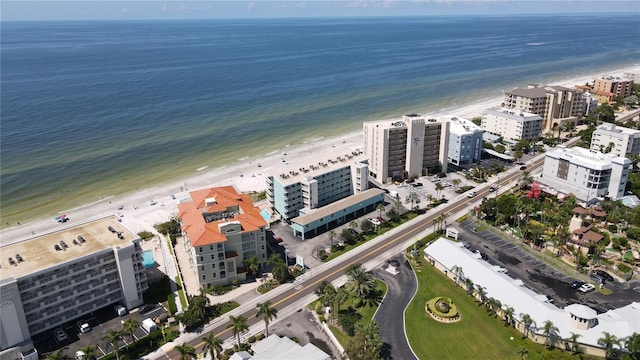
211;254;215;260
199;247;203;253
211;263;216;269
202;274;206;280
200;256;204;262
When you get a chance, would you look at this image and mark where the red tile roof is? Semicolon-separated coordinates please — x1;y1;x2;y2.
570;225;604;246
178;186;266;247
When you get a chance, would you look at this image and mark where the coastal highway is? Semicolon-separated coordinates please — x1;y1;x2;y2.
159;156;545;359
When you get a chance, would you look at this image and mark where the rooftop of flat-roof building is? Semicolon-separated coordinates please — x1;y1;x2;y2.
506;85;573;98
291;188;385;226
483;107;543;121
595;123;640;136
546;146;630;169
363;114;443;129
446;116;483;135
0;216;138;280
268;148;366;186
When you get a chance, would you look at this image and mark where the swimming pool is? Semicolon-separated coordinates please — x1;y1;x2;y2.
260;209;272;222
142;250;155;268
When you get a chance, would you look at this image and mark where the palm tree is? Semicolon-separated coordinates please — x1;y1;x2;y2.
435;182;444;198
202;333;224;360
394;199;402;214
598;331;620;359
452;178;461;190
268;253;289;283
328;230;336;248
256;300;278;337
376;203;385;218
434;214;447;232
520;171;534;189
122;318;140;344
516;346;528;360
243;254;261;278
335;287;350;324
542;320;559;349
520;313;534;339
463;277;475;295
46;349;72;360
566;332;582;354
228;315;249;348
174;343;197;360
426;194;434;207
102;329;124;360
503;306;515;327
451;265;463;285
346;264;375;306
405;192;420;211
474;285;487;304
77;344;98;360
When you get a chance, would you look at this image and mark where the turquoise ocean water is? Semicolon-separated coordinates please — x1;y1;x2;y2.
2;15;639;225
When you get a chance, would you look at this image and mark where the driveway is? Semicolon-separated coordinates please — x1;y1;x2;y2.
372;255;418;360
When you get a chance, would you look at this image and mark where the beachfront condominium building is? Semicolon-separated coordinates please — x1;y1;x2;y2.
503;84;584;132
266;149;369;221
541;146;631;204
447;116;484;165
178;186;268;289
482;108;543;142
0;217;147;358
363;114;449;184
592;75;634;102
590;123;640;158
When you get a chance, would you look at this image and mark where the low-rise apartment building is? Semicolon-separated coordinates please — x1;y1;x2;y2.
178;186;268;289
482;108;543;142
503;84;584;132
447;116;484;165
593;75;634;102
363;114;449;183
590;123;640;158
266;149;368;221
0;217;147;358
541;146;631;204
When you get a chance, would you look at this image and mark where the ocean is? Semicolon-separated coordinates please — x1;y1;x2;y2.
2;14;639;225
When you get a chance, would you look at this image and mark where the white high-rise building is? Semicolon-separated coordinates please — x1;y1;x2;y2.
447;116;484;165
541;146;631;204
482;108;543;142
590;123;640;158
363;114;449;184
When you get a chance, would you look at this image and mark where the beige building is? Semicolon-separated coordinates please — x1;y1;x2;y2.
503;84;584;132
590;123;640;158
593;75;634;102
363;114;449;184
178;186;268;289
0;217;147;359
482;108;543;141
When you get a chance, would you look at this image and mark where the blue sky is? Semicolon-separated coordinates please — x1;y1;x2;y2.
2;1;639;21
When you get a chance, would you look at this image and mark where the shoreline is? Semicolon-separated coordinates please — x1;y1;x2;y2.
2;64;639;245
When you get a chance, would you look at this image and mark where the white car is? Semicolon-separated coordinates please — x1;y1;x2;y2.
578;283;596;293
467;191;477;198
77;321;91;333
369;218;381;226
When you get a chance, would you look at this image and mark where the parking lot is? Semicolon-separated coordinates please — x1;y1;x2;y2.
456;219;640;313
34;303;167;357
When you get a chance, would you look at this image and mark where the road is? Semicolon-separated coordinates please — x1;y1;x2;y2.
156;155;545;359
373;256;419;360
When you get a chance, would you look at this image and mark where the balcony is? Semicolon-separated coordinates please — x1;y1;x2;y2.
225;251;238;259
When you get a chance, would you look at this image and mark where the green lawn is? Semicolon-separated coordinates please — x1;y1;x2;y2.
325;279;387;347
406;252;597;360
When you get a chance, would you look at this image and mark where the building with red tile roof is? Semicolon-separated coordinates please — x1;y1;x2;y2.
178;186;267;288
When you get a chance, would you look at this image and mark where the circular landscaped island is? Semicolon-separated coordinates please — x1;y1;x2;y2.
425;297;461;323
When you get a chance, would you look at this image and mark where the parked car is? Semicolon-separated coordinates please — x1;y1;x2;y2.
595;270;614;282
114;305;127;316
54;328;67;342
369;218;381;226
76;321;91;333
411;182;423;188
570;280;585;289
139;304;159;315
578;283;596;293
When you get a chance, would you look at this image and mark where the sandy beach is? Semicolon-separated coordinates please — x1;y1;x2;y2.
2;65;639;246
